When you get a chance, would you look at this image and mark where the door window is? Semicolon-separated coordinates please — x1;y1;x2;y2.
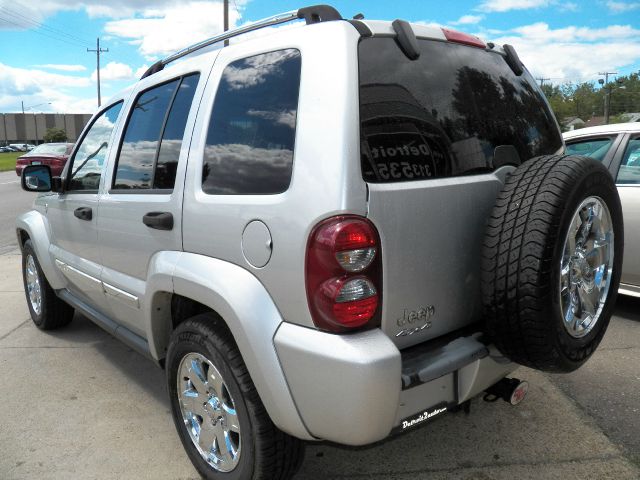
112;73;200;191
617;137;640;185
68;102;123;192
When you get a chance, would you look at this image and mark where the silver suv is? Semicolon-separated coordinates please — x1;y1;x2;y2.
17;5;623;480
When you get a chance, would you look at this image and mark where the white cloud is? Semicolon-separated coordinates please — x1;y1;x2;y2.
134;65;150;79
104;1;244;59
0;1;192;26
509;22;640;42
477;0;551;12
91;61;134;82
33;64;87;72
0;63;95;113
452;15;484;25
558;2;579;11
606;1;640;12
485;22;640;81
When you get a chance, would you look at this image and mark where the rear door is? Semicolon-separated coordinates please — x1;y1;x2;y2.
358;36;563;348
46;102;123;312
98;71;205;337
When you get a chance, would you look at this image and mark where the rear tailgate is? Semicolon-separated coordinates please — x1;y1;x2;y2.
368;173;505;349
357;33;562;349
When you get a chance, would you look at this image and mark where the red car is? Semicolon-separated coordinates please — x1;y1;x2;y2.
15;143;74;177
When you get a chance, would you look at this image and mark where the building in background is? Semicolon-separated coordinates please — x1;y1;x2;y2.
0;113;92;145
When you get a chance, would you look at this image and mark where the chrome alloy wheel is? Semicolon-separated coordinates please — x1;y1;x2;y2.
560;196;614;338
177;352;241;472
25;254;42;316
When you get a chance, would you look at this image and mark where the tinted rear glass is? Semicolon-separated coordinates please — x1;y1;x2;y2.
358;38;562;183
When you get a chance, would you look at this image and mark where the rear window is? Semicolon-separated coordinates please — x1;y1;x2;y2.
26;144;68;156
358;38;562;183
202;49;301;195
565;137;615;162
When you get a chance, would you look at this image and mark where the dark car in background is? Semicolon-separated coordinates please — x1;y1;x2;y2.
15;143;74;177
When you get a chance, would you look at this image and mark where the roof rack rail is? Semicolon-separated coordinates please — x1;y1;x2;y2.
140;4;342;79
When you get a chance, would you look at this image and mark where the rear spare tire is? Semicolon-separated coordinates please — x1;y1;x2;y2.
482;154;623;372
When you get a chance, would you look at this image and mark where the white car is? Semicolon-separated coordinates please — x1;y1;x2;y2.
564;122;640;297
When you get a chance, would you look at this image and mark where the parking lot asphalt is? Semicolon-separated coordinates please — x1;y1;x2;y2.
0;171;32;255
0;250;639;480
1;175;639;479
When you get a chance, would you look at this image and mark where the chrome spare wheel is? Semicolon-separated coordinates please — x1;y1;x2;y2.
177;352;241;472
560;196;614;338
25;254;42;316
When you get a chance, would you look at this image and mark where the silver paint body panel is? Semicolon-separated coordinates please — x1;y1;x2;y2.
16;20;523;445
367;168;514;348
274;321;518;445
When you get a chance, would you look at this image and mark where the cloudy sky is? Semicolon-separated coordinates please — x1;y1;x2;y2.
0;0;639;113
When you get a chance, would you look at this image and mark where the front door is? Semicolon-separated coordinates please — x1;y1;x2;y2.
47;101;124;312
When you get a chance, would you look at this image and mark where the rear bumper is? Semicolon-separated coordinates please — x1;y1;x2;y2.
274;323;517;446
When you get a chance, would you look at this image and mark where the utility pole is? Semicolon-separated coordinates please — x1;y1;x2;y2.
537;77;550;87
88;38;109;107
599;71;617;124
21;101;24;114
223;0;229;46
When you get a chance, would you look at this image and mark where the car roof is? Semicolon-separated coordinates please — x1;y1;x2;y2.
563;122;640;139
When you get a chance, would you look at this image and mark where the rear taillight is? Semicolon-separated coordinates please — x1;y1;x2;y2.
442;28;486;48
305;216;382;332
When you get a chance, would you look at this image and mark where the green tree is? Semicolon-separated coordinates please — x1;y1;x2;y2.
539;73;640;130
43;127;67;143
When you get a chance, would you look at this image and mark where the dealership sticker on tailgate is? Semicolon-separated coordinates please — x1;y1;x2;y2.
401;403;448;431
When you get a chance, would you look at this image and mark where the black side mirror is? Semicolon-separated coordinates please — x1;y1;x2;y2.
21;165;53;192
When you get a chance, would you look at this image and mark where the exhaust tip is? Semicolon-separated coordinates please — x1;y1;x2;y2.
483;377;529;405
509;380;529;405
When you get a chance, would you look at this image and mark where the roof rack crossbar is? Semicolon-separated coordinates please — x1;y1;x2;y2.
140;5;343;79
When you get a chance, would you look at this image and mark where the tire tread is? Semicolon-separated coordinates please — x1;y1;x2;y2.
482;154;622;372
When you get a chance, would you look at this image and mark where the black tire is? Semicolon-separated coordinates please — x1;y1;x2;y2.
166;313;304;480
482;154;623;372
21;239;74;330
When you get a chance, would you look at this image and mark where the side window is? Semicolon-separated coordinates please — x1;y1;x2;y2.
68;102;123;191
202;49;301;195
617;137;640;185
113;73;200;191
565;137;615;162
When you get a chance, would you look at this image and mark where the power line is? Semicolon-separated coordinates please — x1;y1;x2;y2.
0;5;92;47
599;71;618;124
88;38;109;107
0;15;90;49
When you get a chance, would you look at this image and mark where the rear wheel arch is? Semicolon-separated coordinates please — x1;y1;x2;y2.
148;254;313;441
150;292;237;364
17;228;30;249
